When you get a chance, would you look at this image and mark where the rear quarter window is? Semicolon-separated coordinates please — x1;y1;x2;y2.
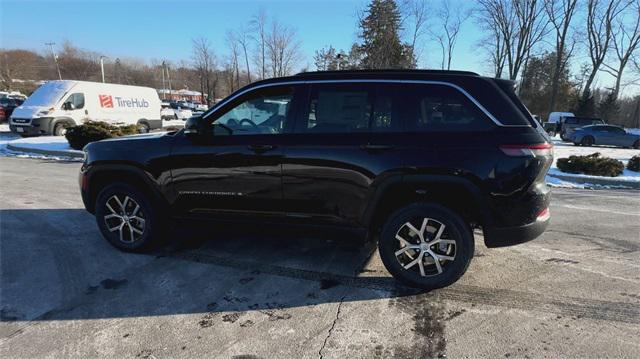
401;84;494;132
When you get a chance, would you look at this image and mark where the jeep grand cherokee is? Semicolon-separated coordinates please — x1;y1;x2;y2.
80;70;553;289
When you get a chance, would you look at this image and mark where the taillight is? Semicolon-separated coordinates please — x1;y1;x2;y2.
499;143;553;157
536;207;550;221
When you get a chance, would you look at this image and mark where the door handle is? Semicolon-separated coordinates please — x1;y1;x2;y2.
360;144;395;151
248;144;276;153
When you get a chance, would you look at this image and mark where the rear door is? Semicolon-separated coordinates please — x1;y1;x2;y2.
281;82;404;226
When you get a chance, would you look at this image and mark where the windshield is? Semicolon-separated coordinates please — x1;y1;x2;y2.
23;82;74;107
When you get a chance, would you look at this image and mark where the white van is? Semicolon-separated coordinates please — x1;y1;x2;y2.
547;111;574;123
9;80;161;136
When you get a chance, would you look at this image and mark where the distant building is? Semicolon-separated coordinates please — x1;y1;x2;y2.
157;89;205;102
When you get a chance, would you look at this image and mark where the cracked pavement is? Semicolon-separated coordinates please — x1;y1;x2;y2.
1;156;639;358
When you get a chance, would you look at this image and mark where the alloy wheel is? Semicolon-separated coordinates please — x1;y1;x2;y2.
394;217;456;277
103;195;146;243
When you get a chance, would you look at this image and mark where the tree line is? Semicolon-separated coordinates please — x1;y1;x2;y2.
0;0;638;126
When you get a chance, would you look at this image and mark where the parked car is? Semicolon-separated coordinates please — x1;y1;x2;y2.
544;111;575;136
9;80;162;136
169;101;193;120
79;70;553;290
161;102;177;121
193;101;208;111
570;125;640;148
0;97;24;122
559;116;605;141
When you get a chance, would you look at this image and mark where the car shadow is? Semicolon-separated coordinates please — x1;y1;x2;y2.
0;208;423;324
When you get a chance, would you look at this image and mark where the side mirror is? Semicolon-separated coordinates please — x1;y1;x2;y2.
184;115;209;139
63;102;75;111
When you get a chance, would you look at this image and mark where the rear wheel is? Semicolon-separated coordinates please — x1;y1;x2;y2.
95;182;165;252
378;203;474;290
138;122;150;133
581;136;594;146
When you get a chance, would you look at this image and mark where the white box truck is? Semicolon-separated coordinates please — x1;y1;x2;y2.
9;80;162;136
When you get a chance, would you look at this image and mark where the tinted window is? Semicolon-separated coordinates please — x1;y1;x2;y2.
606;126;625;133
300;84;371;133
402;84;493;131
565;118;577;124
212;86;294;136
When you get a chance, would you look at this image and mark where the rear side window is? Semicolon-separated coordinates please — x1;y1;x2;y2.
402;84;494;132
299;84;372;133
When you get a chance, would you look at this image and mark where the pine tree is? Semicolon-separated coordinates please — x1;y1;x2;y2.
358;0;415;69
572;89;596;117
598;91;620;122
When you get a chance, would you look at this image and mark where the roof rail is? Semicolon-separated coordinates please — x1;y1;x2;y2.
295;69;480;76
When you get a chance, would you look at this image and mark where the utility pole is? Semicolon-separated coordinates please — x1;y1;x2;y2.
45;42;62;80
166;63;173;100
100;56;107;83
161;61;166;100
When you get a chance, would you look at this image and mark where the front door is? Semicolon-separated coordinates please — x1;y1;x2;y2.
168;85;299;220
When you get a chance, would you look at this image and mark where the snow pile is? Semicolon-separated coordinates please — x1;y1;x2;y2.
9;135;77;152
546;138;640;188
0;123;9;132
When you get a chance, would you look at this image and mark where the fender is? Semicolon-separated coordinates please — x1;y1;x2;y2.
360;174;493;228
84;163;170;213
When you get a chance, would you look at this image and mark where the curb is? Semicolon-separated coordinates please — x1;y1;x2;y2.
547;173;640;189
7;143;85;159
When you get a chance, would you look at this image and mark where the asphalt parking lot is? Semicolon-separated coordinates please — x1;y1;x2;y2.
1;156;639;358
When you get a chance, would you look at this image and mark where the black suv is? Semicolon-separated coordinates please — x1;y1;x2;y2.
80;70;553;289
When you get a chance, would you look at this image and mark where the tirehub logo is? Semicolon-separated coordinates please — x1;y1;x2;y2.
99;95;150;108
99;95;113;108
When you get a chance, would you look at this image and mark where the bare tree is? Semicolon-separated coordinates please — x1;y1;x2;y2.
265;20;302;77
582;0;626;97
602;0;640;99
226;30;241;90
477;0;548;80
191;37;217;105
544;0;578;112
250;9;268;79
236;26;252;84
432;0;470;70
400;0;429;64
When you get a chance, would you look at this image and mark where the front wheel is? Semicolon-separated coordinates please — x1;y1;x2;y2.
378;203;474;290
53;122;67;136
95;182;166;252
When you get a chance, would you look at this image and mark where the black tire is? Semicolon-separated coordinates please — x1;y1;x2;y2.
634;140;640;149
95;182;166;252
138;122;150;134
53;122;67;136
581;136;594;146
560;132;569;141
378;203;474;290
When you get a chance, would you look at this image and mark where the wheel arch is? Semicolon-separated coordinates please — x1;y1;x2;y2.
85;164;168;214
362;175;491;234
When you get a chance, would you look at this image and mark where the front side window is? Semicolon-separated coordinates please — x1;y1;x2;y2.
403;84;493;131
212;87;294;136
64;93;85;109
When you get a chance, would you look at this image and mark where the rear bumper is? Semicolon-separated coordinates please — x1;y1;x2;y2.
483;216;549;248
